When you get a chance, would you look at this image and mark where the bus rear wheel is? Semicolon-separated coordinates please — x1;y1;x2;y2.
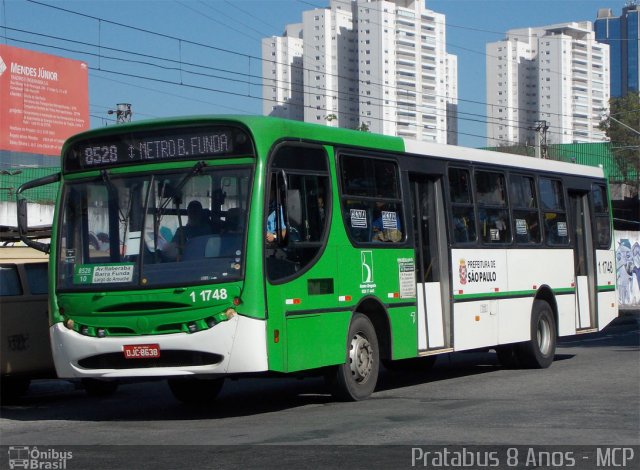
168;377;224;405
518;300;556;369
328;313;379;401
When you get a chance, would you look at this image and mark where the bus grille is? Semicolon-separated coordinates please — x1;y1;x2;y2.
77;350;224;369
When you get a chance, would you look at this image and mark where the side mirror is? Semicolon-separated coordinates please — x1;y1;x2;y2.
16;172;61;253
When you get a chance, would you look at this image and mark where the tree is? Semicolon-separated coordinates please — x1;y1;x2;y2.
355;122;369;132
599;92;640;193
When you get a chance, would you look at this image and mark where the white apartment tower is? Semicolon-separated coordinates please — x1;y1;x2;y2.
486;22;610;147
302;2;359;128
262;0;458;144
262;24;305;120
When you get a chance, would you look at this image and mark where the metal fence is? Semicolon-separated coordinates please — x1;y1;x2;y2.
0;167;60;204
486;142;638;184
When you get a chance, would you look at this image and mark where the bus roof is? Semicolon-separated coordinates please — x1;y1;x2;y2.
404;139;605;179
61;115;605;179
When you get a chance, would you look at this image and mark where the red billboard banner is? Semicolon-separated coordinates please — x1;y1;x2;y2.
0;45;89;157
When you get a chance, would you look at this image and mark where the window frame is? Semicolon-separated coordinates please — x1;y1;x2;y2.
474;169;512;245
337;152;406;247
538;176;570;247
591;183;612;249
0;264;24;297
265;141;333;284
447;165;477;246
509;172;542;246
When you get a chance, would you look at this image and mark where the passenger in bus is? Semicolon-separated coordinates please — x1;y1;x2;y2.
266;186;286;244
172;200;212;245
372;202;402;242
164;201;213;259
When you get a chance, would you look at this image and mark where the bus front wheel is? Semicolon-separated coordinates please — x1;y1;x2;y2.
328;313;379;401
518;300;556;369
168;377;224;405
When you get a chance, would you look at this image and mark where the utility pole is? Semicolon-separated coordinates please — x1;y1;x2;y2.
533;120;549;159
108;103;132;124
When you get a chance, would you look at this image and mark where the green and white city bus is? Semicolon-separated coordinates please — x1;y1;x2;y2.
18;116;618;403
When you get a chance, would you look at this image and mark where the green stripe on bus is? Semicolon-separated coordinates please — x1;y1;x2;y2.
453;287;575;301
597;285;616;292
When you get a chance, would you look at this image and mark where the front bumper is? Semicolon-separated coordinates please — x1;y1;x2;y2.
50;314;268;378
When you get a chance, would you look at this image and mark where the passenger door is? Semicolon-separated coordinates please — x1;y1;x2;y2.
569;191;597;331
409;174;451;351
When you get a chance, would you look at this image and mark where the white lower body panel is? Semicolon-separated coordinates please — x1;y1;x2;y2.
50;315;268;378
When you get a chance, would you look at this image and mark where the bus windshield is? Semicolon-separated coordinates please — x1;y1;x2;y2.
57;166;251;290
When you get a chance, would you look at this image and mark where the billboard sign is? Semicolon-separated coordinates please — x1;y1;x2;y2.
0;45;89;157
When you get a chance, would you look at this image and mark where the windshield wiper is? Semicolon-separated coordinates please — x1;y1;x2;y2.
157;161;207;221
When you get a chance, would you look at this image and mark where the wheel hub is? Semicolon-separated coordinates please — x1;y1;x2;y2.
349;332;373;383
537;317;551;355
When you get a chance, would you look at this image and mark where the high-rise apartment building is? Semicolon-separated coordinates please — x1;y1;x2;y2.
261;24;305;121
486;22;610;147
262;0;458;144
595;3;639;97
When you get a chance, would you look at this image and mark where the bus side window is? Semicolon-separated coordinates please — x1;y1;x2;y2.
592;184;611;249
510;174;541;245
448;168;477;244
475;170;511;244
24;263;48;295
539;177;569;246
266;145;331;282
339;155;404;245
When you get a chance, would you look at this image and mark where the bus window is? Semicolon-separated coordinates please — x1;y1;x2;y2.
448;168;476;244
339;155;403;244
0;265;22;296
592;184;611;249
476;170;511;244
510;174;541;244
539;177;569;245
58;168;251;289
24;263;48;295
267;145;331;281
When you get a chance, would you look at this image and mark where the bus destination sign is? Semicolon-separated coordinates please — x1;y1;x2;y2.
64;126;254;171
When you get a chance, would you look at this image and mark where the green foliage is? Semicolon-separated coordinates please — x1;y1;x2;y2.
599;93;640;189
355;122;370;132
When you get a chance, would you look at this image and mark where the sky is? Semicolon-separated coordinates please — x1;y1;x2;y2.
0;0;631;148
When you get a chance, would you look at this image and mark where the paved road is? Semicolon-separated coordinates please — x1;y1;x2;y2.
1;314;638;468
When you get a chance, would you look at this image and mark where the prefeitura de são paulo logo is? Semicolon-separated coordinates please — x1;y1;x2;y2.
8;446;73;469
459;259;467;285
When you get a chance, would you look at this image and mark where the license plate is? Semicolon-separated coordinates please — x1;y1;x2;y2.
123;344;160;359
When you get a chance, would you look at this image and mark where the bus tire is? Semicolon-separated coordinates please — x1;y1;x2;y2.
82;378;119;397
329;313;379;401
382;355;437;372
168;377;224;405
518;300;556;369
